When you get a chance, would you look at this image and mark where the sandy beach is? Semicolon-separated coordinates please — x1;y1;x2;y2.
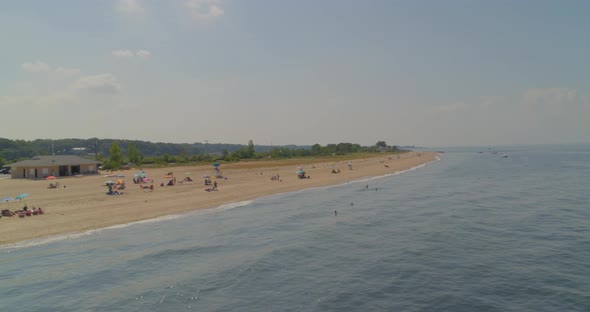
0;152;436;245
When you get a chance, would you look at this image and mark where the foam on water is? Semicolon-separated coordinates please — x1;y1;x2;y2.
1;200;255;251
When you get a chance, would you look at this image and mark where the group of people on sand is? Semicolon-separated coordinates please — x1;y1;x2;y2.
331;169;341;174
1;205;44;219
161;178;176;186
270;174;282;181
107;184;123;195
205;180;218;192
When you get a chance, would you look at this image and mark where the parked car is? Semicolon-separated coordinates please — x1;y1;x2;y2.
0;168;10;174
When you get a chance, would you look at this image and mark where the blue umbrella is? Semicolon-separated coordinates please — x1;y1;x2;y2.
16;193;29;200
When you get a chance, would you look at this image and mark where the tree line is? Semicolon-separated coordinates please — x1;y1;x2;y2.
0;137;400;169
102;140;400;169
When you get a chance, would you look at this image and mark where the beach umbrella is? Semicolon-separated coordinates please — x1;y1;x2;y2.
16;193;29;200
141;178;151;182
213;162;220;167
296;170;305;175
46;176;57;180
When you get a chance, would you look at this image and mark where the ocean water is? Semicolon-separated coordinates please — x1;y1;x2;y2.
1;145;590;311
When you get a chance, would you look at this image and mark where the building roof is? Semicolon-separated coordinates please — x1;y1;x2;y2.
6;155;101;167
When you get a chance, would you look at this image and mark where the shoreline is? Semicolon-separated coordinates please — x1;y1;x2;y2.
0;152;437;246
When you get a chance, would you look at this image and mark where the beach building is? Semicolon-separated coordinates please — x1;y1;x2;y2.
6;155;100;179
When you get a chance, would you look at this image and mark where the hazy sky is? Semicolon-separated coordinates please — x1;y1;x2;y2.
1;0;589;147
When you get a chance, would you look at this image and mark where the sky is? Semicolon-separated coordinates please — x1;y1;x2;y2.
1;0;589;147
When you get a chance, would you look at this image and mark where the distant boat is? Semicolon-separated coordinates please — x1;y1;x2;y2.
500;154;508;158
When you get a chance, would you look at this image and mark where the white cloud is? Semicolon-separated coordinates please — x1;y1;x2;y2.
75;74;121;94
116;0;143;13
21;61;51;73
524;88;577;110
136;49;151;59
112;50;135;57
111;49;151;60
184;0;224;20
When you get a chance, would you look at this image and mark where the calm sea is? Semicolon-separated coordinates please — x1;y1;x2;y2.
1;145;589;311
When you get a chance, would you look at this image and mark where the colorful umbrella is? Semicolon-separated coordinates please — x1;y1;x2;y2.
16;193;29;200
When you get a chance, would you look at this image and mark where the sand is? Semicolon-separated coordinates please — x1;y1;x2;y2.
0;151;436;245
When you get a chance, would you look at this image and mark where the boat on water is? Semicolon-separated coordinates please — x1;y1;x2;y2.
500;154;508;158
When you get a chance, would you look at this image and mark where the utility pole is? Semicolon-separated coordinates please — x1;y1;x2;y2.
204;140;208;155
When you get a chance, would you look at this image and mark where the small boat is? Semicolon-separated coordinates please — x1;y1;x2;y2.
500;154;508;158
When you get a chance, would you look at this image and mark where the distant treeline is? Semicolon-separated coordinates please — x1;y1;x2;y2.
0;138;400;168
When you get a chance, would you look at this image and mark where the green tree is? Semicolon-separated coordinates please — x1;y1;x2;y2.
127;142;143;164
178;150;189;163
106;141;123;169
376;141;387;148
246;140;255;158
311;144;321;155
